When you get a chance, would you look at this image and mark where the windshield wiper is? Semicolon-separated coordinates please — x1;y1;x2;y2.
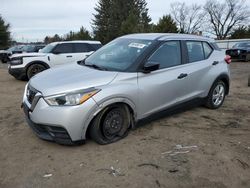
84;63;107;71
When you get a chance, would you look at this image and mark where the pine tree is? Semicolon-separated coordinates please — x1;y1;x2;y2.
65;27;92;41
0;15;11;49
92;0;152;44
230;26;250;39
92;0;112;44
153;15;178;33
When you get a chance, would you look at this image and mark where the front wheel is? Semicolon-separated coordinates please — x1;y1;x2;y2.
27;64;46;79
90;104;130;145
205;81;226;109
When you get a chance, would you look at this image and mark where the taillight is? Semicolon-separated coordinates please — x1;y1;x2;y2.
224;55;231;64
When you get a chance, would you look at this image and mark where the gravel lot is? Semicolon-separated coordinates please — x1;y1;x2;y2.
0;61;249;188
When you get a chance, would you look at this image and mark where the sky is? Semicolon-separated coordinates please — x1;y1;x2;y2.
0;0;249;42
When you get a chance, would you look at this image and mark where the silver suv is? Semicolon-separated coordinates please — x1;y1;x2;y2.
22;33;230;145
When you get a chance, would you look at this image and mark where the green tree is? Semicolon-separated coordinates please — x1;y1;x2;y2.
230;26;250;39
92;0;112;44
153;15;178;33
0;15;11;49
65;27;92;41
43;34;62;44
92;0;151;44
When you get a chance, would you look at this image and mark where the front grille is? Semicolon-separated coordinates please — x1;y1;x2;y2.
27;85;38;104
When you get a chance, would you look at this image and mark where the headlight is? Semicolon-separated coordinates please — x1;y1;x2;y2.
44;89;100;106
10;57;23;65
237;50;241;55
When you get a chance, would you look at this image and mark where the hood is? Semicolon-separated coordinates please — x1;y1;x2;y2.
11;52;47;58
29;63;118;96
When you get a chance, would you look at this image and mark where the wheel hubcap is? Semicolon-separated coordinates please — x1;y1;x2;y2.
103;109;123;139
212;84;225;106
30;66;44;77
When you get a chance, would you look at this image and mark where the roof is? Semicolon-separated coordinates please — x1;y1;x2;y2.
50;40;101;45
121;33;214;42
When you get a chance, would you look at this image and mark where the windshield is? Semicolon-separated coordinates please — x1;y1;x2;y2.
40;44;56;53
22;45;35;52
7;46;21;52
84;38;153;71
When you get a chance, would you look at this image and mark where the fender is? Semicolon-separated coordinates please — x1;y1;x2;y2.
211;73;230;95
25;61;50;70
81;97;137;140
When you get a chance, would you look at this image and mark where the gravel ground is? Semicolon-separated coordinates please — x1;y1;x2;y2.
0;61;249;188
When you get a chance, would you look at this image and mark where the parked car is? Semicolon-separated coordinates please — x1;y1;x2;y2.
22;33;230;145
0;49;11;63
21;44;46;53
0;45;24;63
8;40;102;80
226;42;250;61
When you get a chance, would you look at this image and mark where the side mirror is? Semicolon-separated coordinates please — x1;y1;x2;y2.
143;61;160;73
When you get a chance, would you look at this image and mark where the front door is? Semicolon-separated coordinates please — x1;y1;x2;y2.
137;41;184;118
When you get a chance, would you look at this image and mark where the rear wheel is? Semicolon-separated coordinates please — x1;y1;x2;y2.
205;80;226;109
90;104;130;145
27;64;46;79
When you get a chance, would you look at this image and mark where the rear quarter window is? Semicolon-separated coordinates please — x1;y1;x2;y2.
203;42;213;59
89;44;102;51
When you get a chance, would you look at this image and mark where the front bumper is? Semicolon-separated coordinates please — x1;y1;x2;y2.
22;87;99;145
8;66;27;80
23;102;77;145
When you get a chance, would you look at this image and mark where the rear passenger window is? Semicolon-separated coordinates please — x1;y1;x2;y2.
186;41;204;63
203;42;213;58
53;43;73;53
74;43;91;53
148;41;181;69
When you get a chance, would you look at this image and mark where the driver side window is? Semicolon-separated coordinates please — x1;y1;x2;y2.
148;41;181;69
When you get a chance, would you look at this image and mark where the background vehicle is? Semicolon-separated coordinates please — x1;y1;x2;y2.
8;40;102;80
0;49;11;63
22;33;230;145
0;45;24;63
21;44;46;53
226;42;250;61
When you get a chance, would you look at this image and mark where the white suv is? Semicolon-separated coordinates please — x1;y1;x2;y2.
8;40;102;80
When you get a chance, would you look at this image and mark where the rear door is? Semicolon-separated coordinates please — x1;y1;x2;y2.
174;41;215;103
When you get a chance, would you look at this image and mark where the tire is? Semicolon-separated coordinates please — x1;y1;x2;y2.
205;80;226;109
27;64;46;79
90;104;130;145
2;59;7;63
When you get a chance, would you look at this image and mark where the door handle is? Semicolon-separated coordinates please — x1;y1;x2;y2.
66;55;73;58
212;61;219;65
177;73;188;79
